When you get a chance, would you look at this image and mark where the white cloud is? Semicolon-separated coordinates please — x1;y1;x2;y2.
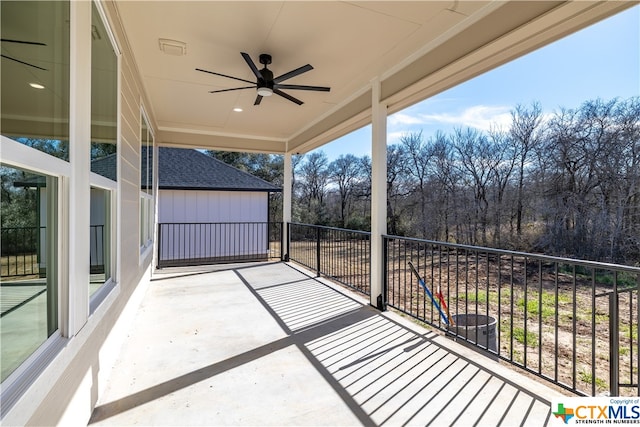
388;112;425;127
420;105;512;131
540;111;554;126
386;131;406;144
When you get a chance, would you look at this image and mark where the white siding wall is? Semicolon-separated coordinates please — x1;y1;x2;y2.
157;190;269;262
158;190;267;223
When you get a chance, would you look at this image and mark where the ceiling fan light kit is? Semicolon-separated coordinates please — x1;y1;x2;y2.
197;52;330;106
257;87;273;97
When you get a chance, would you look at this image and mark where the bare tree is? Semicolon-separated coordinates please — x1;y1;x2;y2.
427;132;460;241
328;154;364;228
297;151;330;224
283;97;639;264
452;127;503;245
401;131;433;238
509;102;543;236
486;127;516;246
543;100;619;259
386;144;409;236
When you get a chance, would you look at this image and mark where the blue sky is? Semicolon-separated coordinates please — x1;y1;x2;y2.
312;5;639;161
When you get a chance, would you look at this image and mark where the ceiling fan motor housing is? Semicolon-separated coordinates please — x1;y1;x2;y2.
259;53;272;65
259;67;274;89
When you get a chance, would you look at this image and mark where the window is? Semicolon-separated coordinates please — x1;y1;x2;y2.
0;0;69;386
0;166;58;383
0;1;70;158
90;186;112;296
140;110;154;252
89;1;117;298
90;1;117;180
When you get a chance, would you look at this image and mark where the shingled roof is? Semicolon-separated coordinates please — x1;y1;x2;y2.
91;148;281;192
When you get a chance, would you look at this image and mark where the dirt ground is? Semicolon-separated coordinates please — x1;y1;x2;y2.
290;239;639;397
386;246;639;397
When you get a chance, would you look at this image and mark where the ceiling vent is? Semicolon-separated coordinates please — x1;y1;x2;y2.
159;38;187;56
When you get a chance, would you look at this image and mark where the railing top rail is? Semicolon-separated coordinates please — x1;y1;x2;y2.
383;234;640;274
1;226;46;231
289;222;371;236
159;221;282;225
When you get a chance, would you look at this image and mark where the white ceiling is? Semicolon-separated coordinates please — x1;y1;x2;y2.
113;1;634;155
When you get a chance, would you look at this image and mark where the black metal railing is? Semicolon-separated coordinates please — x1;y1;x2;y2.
157;222;283;268
288;223;371;295
383;234;640;397
1;226;106;278
0;226;42;277
90;225;105;274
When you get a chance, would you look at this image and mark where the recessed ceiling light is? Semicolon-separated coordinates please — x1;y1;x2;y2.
29;83;45;89
233;107;243;112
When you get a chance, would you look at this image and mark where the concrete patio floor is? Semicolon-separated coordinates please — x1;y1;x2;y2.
89;262;566;426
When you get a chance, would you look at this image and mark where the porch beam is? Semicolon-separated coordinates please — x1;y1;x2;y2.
370;78;387;310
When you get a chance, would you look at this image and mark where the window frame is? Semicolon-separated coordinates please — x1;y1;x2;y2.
139;106;155;262
88;176;117;313
0;0;123;414
0;137;68;408
88;0;120;310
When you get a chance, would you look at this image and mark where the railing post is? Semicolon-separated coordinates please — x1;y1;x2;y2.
286;222;291;262
276;222;281;260
156;223;162;269
609;291;620;396
379;235;387;311
316;226;321;277
266;221;270;255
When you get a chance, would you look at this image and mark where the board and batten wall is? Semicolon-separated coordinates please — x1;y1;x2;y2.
157;190;269;262
5;2;158;425
158;190;267;223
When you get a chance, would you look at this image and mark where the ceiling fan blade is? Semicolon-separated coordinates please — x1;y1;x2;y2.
241;52;263;80
273;64;313;84
1;38;46;46
196;68;254;85
274;89;303;105
1;54;47;71
275;84;330;92
209;86;254;94
254;95;263;106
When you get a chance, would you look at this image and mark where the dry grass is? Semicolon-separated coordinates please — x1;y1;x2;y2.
1;253;39;280
389;247;638;396
291;239;639;397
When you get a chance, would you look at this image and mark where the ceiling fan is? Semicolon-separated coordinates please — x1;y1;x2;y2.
1;38;48;71
196;52;330;106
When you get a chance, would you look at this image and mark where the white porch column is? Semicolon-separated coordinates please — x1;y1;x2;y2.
68;0;92;335
370;78;387;309
283;152;293;260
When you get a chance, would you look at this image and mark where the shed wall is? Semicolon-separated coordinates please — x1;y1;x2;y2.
157;190;270;264
158;190;267;223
